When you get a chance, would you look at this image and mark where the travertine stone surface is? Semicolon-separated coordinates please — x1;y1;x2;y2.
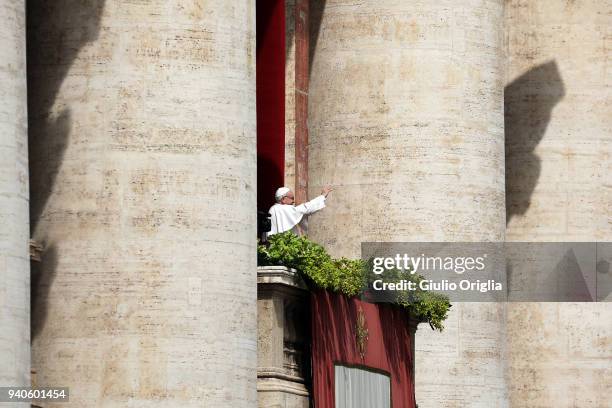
28;1;257;407
0;0;30;399
258;295;284;370
257;267;310;408
285;0;310;203
308;1;508;406
285;0;296;192
257;390;309;408
505;2;612;407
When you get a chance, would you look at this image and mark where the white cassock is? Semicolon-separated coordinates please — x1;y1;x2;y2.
268;195;327;236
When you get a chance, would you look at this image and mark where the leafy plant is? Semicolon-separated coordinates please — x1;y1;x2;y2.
258;232;451;331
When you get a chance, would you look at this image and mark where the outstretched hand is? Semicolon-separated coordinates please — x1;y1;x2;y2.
321;185;333;197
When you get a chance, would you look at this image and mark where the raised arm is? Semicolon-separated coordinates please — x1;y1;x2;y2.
295;186;333;215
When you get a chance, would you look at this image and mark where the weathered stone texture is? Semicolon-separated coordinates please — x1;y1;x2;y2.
257;267;310;408
506;1;612;407
293;0;310;203
285;0;296;192
285;0;309;202
28;1;256;406
0;0;30;400
257;392;309;408
505;0;611;241
308;1;507;407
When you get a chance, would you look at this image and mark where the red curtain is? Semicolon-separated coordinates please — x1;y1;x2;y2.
256;0;285;212
311;290;416;407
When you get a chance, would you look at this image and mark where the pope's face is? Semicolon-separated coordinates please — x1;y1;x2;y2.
281;191;295;205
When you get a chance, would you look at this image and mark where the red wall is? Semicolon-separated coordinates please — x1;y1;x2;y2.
311;291;417;407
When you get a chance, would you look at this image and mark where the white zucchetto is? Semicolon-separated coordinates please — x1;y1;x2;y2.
275;187;291;201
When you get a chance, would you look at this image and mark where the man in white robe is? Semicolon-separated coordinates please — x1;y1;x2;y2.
268;186;333;236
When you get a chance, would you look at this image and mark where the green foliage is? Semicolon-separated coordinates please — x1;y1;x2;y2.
257;232;365;296
393;274;451;331
258;232;451;331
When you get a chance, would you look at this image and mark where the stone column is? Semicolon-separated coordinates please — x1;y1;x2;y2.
27;1;256;406
0;0;30;398
308;1;507;406
506;1;612;406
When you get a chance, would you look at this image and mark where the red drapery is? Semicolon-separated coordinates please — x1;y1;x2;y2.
311;290;417;408
256;0;285;212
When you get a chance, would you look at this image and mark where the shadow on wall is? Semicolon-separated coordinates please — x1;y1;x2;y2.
27;0;106;339
308;0;326;75
30;244;58;340
285;0;294;65
505;60;565;224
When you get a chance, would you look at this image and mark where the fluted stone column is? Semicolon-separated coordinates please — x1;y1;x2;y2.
28;1;256;406
0;0;30;398
309;1;507;406
506;2;612;407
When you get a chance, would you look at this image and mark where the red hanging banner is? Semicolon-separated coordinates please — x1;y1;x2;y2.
311;290;417;407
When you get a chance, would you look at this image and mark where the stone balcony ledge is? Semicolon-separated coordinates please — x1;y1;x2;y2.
257;265;308;291
257;266;310;407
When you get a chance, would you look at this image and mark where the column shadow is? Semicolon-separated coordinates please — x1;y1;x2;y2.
308;0;326;75
504;61;565;223
27;0;106;233
27;0;106;340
